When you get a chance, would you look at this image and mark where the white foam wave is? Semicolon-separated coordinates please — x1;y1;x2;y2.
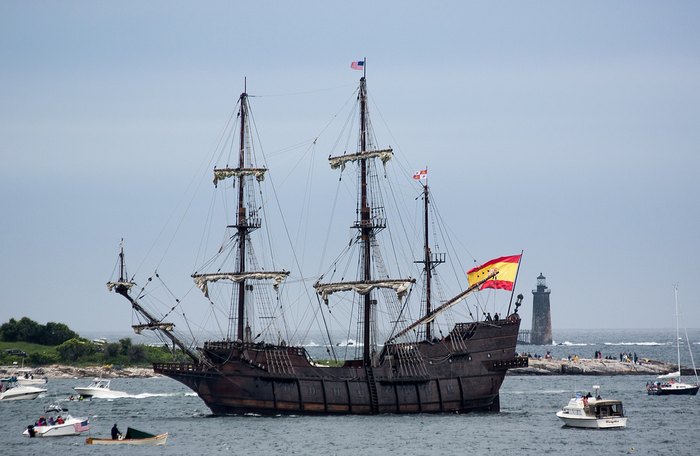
335;339;361;347
603;342;667;346
128;392;183;399
559;341;590;346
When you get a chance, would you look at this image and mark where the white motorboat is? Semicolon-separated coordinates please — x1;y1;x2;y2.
14;368;48;386
0;378;46;401
73;378;128;399
556;386;627;429
23;405;91;437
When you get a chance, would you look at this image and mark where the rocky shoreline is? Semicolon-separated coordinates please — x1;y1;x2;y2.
3;365;158;379
3;358;685;379
509;357;679;376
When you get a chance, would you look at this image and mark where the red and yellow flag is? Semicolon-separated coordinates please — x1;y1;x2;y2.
467;254;521;291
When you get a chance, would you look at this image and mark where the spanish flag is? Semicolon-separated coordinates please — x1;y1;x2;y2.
467;254;521;291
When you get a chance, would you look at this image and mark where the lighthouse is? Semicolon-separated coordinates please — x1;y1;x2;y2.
531;273;553;345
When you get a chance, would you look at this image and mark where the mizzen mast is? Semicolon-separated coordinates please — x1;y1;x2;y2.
415;182;445;341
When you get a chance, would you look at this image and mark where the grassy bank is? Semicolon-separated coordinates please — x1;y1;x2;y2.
0;340;185;368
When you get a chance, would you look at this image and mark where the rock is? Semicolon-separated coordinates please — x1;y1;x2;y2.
39;365;157;379
509;358;676;376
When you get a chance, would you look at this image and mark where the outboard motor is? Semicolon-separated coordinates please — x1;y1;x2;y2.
27;425;36;438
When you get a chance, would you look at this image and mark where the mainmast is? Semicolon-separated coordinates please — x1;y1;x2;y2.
315;72;415;366
235;90;249;342
358;76;373;365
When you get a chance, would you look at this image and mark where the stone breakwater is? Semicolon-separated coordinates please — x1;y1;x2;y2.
510;357;678;376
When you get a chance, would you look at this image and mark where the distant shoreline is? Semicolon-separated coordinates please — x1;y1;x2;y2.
3;357;687;379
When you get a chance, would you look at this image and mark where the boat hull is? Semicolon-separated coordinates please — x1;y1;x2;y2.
73;388;128;399
556;412;627;429
0;386;46;401
647;384;699;396
155;319;525;415
24;419;90;437
85;433;168;445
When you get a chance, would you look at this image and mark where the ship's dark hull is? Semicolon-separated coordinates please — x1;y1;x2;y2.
154;317;526;415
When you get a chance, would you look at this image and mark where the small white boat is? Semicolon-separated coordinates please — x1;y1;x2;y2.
556;386;627;429
14;368;48;386
73;378;128;399
23;405;91;437
85;427;168;445
0;378;46;401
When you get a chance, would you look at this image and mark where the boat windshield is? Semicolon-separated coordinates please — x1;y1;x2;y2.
595;402;624;418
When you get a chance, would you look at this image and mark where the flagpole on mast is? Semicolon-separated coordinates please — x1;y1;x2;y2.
363;57;367;78
506;249;524;316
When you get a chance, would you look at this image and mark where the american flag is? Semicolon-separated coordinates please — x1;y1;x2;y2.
73;420;90;433
350;60;365;70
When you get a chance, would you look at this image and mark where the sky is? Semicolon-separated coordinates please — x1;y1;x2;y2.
1;1;699;338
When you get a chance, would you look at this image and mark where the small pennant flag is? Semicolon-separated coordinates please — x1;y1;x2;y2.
413;169;427;180
351;60;365;70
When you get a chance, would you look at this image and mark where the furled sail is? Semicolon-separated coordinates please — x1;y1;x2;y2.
314;278;415;303
106;281;135;292
328;148;393;172
213;167;267;187
192;271;289;297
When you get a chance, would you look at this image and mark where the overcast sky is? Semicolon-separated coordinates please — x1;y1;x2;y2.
1;1;699;337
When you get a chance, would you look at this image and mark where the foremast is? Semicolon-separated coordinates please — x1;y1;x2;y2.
314;74;414;366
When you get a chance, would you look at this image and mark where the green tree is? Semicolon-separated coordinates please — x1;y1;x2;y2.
27;351;58;365
0;317;79;345
0;317;41;342
119;338;132;356
127;344;146;363
104;342;121;359
56;338;96;362
42;322;79;345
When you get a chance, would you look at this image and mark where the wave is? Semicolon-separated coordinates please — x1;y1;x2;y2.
510;389;568;395
603;342;668;346
303;340;320;347
335;339;362;347
558;341;592;346
128;392;185;399
93;392;194;400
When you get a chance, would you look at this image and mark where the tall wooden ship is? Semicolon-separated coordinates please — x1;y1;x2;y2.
109;69;527;415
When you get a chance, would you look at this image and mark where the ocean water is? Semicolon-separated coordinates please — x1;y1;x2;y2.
2;329;698;456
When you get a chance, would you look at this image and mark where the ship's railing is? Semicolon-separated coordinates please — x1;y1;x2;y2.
153;363;204;373
485;356;529;372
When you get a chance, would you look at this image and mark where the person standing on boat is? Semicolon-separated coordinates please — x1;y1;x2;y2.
111;423;121;440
